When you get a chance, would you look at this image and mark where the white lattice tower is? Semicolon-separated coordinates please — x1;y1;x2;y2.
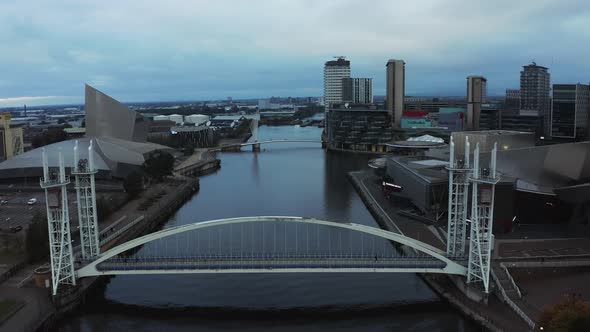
446;136;471;257
467;143;499;293
72;140;100;260
40;148;76;295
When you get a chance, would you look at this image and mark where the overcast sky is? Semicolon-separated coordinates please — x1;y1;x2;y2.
0;0;589;107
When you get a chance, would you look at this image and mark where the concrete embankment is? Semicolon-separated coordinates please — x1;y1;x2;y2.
347;170;529;332
175;152;220;177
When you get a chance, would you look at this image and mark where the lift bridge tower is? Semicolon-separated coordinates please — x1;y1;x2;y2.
72;140;100;259
467;142;500;293
446;136;471;258
40;148;75;295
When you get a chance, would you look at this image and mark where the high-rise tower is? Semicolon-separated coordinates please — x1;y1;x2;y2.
520;63;550;136
466;76;487;130
323;57;351;109
386;59;405;127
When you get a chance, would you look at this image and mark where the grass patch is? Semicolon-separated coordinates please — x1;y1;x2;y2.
0;299;24;323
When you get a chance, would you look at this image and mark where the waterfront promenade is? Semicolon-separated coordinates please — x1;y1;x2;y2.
348;169;531;331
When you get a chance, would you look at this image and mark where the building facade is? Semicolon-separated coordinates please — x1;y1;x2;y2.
551;84;590;140
324;57;351;109
386;59;405;127
466;76;487;130
0;113;24;161
342;78;373;104
520;63;550;136
505;89;520;113
325;104;392;153
500;114;543;136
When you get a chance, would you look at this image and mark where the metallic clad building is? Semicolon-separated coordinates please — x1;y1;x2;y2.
386;59;405;127
0;85;171;179
85;84;149;142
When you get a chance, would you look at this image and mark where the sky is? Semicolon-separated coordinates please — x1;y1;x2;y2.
0;0;589;107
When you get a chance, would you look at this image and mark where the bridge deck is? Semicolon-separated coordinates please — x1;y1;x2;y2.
84;255;459;275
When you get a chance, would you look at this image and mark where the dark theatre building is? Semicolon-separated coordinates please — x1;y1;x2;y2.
385;140;590;235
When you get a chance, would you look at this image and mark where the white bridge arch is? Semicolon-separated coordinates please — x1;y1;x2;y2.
77;216;467;278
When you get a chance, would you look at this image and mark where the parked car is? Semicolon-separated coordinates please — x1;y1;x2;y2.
0;200;8;205
27;198;37;205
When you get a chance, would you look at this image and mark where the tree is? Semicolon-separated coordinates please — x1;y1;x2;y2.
538;294;590;332
143;151;174;181
25;210;49;262
57;118;67;124
123;170;144;199
31;128;68;148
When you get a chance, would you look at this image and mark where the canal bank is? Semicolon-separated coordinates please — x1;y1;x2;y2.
1;175;200;332
348;169;531;332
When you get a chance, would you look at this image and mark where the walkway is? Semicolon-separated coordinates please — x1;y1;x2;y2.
88;256;450;276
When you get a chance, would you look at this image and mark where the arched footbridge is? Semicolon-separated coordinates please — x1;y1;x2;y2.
77;216;467;278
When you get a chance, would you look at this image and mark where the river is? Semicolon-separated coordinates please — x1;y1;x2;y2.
58;126;477;331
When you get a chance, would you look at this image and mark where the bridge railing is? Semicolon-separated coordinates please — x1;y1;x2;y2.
491;267;536;329
99;254;443;261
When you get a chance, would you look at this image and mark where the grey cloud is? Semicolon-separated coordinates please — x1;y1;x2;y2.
0;0;589;106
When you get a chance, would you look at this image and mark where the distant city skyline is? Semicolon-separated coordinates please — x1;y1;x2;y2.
0;0;589;107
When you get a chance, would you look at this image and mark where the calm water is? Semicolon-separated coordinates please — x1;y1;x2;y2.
59;126;477;331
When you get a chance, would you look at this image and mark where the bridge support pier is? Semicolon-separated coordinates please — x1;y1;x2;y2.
252;143;260;152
